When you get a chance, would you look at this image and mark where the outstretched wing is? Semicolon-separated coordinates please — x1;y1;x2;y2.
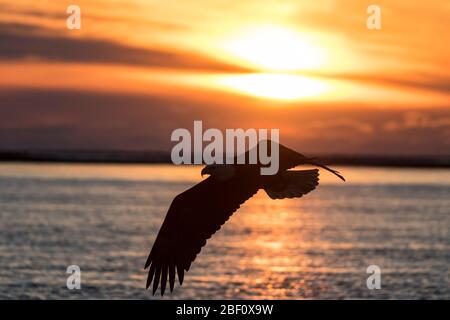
264;169;319;199
144;175;259;295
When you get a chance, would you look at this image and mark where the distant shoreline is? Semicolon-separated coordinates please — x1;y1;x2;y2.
0;150;449;168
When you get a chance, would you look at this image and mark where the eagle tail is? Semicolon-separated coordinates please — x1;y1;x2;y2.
307;159;345;181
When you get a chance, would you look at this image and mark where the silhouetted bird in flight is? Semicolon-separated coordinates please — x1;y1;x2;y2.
145;141;345;295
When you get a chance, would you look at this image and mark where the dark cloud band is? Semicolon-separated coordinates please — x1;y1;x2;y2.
0;22;248;72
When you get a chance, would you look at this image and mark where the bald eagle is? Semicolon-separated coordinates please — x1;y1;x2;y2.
144;141;345;295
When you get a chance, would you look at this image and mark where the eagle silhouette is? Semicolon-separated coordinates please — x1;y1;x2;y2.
144;141;345;295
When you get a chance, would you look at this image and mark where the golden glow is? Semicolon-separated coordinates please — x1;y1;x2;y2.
1;1;449;106
222;26;327;72
217;73;329;100
215;25;332;100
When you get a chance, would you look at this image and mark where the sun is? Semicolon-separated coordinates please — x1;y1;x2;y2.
222;25;327;72
217;73;328;100
209;25;330;100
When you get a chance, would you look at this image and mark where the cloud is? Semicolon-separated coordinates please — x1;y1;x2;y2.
0;2;188;31
306;118;374;134
325;72;450;96
0;88;449;156
0;22;248;72
383;112;450;131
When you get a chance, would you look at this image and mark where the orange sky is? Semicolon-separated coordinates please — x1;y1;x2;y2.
0;0;449;154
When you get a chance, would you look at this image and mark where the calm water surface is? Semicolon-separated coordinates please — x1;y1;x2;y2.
0;163;448;299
